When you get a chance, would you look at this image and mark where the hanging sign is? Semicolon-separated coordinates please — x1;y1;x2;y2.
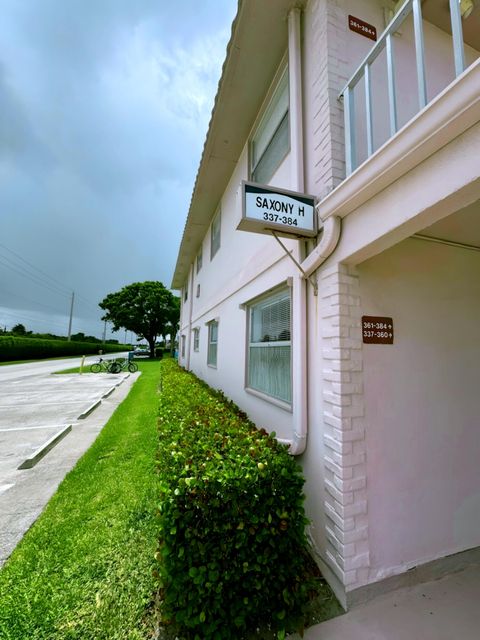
362;316;394;344
238;181;317;238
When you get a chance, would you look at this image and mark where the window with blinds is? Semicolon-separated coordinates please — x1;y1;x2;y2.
251;68;290;185
247;288;291;403
207;320;218;367
210;208;221;259
193;327;199;352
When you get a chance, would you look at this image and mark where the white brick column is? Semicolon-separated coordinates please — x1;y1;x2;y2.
304;0;348;199
319;263;370;589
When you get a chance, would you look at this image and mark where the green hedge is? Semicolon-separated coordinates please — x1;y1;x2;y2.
0;336;125;362
156;361;312;639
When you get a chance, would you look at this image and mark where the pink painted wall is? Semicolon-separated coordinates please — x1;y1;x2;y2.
359;233;480;581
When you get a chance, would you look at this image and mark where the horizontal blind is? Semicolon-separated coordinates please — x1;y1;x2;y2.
251;69;289;172
250;289;290;343
248;288;291;403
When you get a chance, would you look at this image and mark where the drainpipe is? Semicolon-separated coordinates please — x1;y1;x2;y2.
287;273;308;455
301;215;342;278
185;264;195;370
284;8;308;455
278;9;342;455
279;214;342;455
288;7;304;191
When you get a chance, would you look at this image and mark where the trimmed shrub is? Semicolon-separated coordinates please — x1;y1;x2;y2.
156;360;312;639
0;336;125;362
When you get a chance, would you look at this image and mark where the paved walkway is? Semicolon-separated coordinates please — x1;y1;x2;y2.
292;563;480;640
0;368;138;566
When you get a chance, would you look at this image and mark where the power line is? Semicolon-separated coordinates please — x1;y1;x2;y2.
0;255;71;299
0;243;71;295
0;243;102;311
0;285;68;316
0;308;68;330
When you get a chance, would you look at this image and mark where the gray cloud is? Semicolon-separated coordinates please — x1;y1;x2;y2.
0;0;237;337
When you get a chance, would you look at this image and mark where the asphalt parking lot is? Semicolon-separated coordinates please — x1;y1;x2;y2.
0;368;138;566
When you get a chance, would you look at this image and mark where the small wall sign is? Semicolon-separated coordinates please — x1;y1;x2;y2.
362;316;394;344
349;15;377;41
238;181;317;238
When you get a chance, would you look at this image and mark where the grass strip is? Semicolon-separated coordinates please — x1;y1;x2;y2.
0;360;161;640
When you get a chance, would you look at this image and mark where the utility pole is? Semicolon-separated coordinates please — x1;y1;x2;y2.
102;319;107;344
67;292;75;341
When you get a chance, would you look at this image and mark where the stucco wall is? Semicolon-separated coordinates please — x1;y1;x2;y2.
359;235;480;582
178;137;303;441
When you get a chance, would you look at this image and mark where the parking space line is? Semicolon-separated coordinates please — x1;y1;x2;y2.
0;425;70;432
0;401;93;408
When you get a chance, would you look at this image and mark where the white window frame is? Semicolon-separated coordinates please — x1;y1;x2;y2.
181;334;186;358
193;327;199;352
207;320;218;367
250;66;290;184
196;246;203;273
246;287;291;406
210;208;221;260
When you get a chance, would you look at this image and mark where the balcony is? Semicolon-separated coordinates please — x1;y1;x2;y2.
340;0;480;175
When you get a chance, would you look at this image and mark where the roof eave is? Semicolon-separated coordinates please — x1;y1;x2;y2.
171;0;302;289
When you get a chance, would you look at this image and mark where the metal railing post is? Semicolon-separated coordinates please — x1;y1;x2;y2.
449;0;466;77
364;63;374;157
386;33;398;136
343;85;356;175
412;0;427;109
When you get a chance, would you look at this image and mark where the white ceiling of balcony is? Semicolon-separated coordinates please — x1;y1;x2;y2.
422;0;480;51
418;199;480;248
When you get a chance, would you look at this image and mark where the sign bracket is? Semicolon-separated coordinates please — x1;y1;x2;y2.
271;231;318;296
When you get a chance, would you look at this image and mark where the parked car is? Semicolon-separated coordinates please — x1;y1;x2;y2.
133;347;149;356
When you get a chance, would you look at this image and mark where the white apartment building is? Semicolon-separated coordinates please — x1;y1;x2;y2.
171;0;480;608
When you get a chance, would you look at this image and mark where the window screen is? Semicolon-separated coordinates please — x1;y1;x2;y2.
247;288;291;403
210;209;221;259
251;69;290;184
207;320;218;366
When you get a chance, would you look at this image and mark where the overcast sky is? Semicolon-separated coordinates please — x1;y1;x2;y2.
0;0;237;340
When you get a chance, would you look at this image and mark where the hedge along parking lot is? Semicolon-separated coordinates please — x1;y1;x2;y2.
155;361;341;639
0;359;341;640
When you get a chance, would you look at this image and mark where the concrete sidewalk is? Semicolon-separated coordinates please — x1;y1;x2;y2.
0;371;139;566
292;563;480;640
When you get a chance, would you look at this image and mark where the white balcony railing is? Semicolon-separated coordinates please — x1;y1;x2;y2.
339;0;472;175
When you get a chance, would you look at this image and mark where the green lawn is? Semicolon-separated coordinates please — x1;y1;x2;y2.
0;361;161;640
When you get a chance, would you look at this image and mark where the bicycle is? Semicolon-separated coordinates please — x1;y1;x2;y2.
108;357;138;374
89;358;120;374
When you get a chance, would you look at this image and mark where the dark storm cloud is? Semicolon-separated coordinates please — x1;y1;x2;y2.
0;0;237;337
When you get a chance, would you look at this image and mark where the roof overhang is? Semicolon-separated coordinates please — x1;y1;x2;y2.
171;0;304;289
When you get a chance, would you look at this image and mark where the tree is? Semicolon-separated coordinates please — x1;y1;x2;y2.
99;281;180;357
12;323;27;336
